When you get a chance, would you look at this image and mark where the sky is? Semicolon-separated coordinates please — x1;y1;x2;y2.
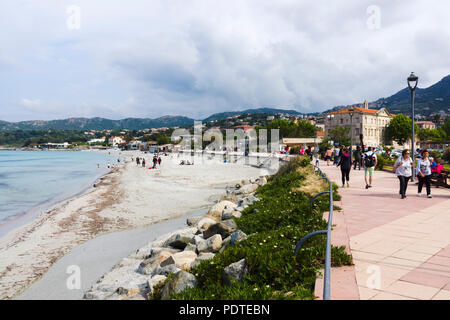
1;0;450;122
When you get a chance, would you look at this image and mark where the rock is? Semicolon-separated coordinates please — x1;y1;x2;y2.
231;211;242;219
198;252;216;259
196;217;217;230
235;206;244;212
222;259;248;286
163;234;194;250
160;256;176;268
206;200;238;222
257;177;267;186
147;275;167;294
183;243;197;252
196;234;222;253
138;250;174;275
230;230;247;245
128;246;152;260
235;183;258;195
161;271;197;300
151;264;181;277
222;236;231;246
172;251;198;270
186;216;203;226
241;179;250;185
203;220;238;239
221;207;235;220
192;235;204;245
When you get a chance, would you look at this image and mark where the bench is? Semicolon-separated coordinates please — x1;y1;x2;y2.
431;171;449;188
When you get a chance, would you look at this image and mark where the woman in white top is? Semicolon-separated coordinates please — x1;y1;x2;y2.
416;149;432;198
393;149;413;199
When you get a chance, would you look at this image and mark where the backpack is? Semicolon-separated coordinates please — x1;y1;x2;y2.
364;153;376;167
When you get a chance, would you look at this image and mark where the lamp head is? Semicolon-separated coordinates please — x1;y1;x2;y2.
407;72;418;90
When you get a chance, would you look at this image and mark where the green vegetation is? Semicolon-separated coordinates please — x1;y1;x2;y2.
158;156;352;300
386;114;418;145
0;129;90;147
256;119;316;139
327;127;350;146
417;128;447;142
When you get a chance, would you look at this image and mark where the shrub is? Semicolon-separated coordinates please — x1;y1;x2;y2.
444;148;450;164
375;156;385;170
168;157;352;300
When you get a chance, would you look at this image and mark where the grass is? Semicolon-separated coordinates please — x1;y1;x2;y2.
154;156;352;300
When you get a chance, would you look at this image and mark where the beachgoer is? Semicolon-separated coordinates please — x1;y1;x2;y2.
136;157;140;166
337;147;352;187
363;147;377;189
393;149;413;199
97;163;100;169
158;157;161;165
299;146;305;155
153;155;158;169
142;158;146;167
353;146;362;170
325;148;333;166
416;149;432;198
107;162;111;169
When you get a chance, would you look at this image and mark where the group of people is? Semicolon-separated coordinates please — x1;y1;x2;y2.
133;154;162;169
324;145;440;199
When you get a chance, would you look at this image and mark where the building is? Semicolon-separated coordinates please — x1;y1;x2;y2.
42;142;70;149
415;121;436;130
325;103;394;147
87;138;105;144
109;136;125;146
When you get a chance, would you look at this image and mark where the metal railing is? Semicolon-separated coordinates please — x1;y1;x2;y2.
294;163;334;300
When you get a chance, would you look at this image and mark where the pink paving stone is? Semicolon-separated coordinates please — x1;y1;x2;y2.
436;247;450;258
444;283;450;291
314;160;450;300
400;270;450;289
426;255;450;267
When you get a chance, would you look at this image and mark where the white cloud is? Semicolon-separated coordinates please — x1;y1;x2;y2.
1;0;450;121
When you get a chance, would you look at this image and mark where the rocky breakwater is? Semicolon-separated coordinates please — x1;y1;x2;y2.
83;176;268;300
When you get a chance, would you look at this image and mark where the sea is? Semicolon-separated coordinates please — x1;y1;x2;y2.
0;150;118;237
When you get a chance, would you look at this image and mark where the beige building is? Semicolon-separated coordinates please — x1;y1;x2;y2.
415;121;436;130
325;103;394;147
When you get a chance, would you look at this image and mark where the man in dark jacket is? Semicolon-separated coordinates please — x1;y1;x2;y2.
337;147;352;187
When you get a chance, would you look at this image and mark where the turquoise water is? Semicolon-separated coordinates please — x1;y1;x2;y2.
0;151;117;228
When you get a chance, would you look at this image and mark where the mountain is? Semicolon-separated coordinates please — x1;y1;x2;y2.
0;116;195;131
373;74;450;116
321;74;450;116
202;107;302;122
0;108;304;131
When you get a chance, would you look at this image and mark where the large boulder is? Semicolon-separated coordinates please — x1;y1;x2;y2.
196;217;217;230
230;230;247;245
138;250;174;275
257;176;267;186
160;251;198;270
235;183;258;195
205;200;238;221
203;220;238;239
186;216;203;226
196;234;222;253
222;259;248;286
151;264;181;277
161;271;197;300
163;234;194;250
183;243;197;252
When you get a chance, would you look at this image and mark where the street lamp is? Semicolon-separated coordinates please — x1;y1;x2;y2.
348;107;355;161
407;72;418;181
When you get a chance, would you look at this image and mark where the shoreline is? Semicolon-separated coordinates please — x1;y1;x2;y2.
0;153;266;299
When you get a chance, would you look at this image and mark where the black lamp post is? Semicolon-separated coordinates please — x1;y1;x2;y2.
407;72;418;181
348;106;355;161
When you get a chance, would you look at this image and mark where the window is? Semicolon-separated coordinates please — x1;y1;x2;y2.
340;118;343;124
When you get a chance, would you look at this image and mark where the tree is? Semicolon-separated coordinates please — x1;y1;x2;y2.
386;114;418;145
442;118;450;139
417;128;447;142
327;127;350;146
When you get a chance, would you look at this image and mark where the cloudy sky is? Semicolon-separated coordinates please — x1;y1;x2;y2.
1;0;449;121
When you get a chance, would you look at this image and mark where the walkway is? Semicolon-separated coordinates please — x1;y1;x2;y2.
318;160;450;300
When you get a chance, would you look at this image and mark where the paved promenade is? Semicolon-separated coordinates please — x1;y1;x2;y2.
317;160;450;300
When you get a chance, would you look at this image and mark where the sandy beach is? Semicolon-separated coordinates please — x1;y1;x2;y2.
0;151;266;299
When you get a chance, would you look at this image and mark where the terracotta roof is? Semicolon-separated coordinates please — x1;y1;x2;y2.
316;131;325;137
327;107;380;115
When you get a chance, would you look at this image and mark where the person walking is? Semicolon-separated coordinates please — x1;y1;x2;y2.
416;149;433;198
337;147;352;188
152;155;158;169
393;149;413;199
353;146;362;170
333;146;340;165
363;147;377;189
158;156;162;166
142;158;146;167
325;148;333;166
